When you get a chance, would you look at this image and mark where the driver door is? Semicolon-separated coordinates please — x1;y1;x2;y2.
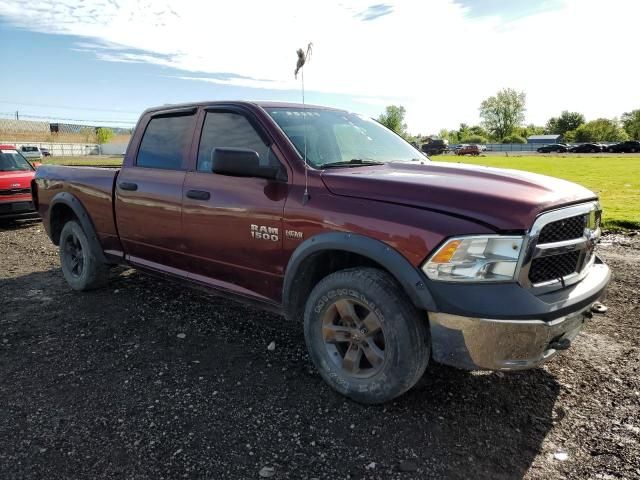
181;109;289;302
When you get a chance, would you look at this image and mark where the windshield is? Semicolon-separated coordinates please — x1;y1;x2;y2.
265;107;427;168
0;149;34;172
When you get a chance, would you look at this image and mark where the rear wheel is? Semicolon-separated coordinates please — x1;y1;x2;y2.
59;220;109;291
304;268;430;404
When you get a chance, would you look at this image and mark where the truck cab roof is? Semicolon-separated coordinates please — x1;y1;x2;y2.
141;100;344;116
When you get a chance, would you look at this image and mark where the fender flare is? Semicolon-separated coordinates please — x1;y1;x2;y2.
282;232;437;318
49;191;109;264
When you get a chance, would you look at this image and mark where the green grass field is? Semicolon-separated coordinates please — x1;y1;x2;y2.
440;155;640;229
42;155;123;167
41;154;639;229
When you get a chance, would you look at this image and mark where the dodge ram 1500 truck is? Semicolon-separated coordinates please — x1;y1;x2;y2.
33;101;611;404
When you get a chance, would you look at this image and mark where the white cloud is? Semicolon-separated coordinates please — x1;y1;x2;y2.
0;0;638;133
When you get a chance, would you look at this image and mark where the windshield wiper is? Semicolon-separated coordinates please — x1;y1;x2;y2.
321;159;385;169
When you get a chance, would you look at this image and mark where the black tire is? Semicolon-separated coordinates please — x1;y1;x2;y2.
303;268;430;404
59;220;109;291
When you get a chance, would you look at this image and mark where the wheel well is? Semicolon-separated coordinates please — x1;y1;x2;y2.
50;203;77;245
286;249;394;322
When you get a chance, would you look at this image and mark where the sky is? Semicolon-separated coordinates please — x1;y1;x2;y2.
0;0;638;134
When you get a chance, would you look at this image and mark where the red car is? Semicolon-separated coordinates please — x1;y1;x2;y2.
455;144;482;156
0;145;39;220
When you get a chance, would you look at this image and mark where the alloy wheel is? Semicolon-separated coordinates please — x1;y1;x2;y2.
321;298;386;378
63;232;84;278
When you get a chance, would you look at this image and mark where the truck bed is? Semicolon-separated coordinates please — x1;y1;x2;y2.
34;165;121;253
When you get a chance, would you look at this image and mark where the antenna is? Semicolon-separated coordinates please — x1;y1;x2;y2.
295;43;312;205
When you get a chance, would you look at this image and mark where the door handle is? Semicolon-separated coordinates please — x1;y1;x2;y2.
119;182;138;191
186;190;211;200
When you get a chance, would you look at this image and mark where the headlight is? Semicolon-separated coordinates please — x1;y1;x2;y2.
422;236;524;282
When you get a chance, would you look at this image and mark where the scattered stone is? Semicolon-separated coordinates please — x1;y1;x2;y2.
365;462;376;470
259;466;275;478
625;424;640;434
554;452;569;461
398;460;418;472
267;341;276;351
176;333;186;339
591;302;608;314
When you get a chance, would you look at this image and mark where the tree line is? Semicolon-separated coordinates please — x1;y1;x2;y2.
377;89;640;145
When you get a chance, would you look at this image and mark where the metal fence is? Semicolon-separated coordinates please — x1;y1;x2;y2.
484;142;617;152
0;115;133;145
0;141;100;156
485;143;542;152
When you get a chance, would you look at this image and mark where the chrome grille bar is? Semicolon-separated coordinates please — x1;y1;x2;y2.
517;202;601;293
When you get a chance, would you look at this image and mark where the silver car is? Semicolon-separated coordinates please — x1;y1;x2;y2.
20;146;43;160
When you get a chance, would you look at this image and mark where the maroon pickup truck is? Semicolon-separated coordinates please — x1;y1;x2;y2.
33;101;610;404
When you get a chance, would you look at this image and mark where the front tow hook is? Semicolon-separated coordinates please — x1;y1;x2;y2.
549;338;572;351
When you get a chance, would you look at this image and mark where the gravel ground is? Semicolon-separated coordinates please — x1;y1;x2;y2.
1;221;638;480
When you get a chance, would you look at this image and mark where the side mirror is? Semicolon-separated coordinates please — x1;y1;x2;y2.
31;161;42;168
211;148;280;180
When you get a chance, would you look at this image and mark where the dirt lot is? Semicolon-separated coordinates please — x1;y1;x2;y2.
1;222;638;480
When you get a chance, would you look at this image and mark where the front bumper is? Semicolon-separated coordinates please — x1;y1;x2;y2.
0;200;37;220
427;259;611;370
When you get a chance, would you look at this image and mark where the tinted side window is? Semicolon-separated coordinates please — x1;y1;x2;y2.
137;114;195;170
197;112;277;172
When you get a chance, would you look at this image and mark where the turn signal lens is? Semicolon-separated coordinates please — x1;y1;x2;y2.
422;235;524;282
430;240;461;264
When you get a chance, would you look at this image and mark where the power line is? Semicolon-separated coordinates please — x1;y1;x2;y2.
0;100;140;115
0;112;136;125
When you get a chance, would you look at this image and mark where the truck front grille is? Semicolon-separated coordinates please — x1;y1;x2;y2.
529;251;581;284
538;214;587;243
519;202;601;291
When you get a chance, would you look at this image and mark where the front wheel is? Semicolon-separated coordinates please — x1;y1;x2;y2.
59;220;109;291
304;268;430;404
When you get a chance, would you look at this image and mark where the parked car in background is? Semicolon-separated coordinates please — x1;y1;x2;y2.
421;138;448;156
20;146;43;160
40;147;52;157
455;144;482;156
537;144;569;153
606;141;640;153
569;143;602;153
0;145;39;220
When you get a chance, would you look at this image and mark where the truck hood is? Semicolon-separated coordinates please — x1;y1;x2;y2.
0;170;35;190
320;161;597;231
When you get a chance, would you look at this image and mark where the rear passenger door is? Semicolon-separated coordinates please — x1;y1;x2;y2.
115;110;196;271
181;108;289;301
